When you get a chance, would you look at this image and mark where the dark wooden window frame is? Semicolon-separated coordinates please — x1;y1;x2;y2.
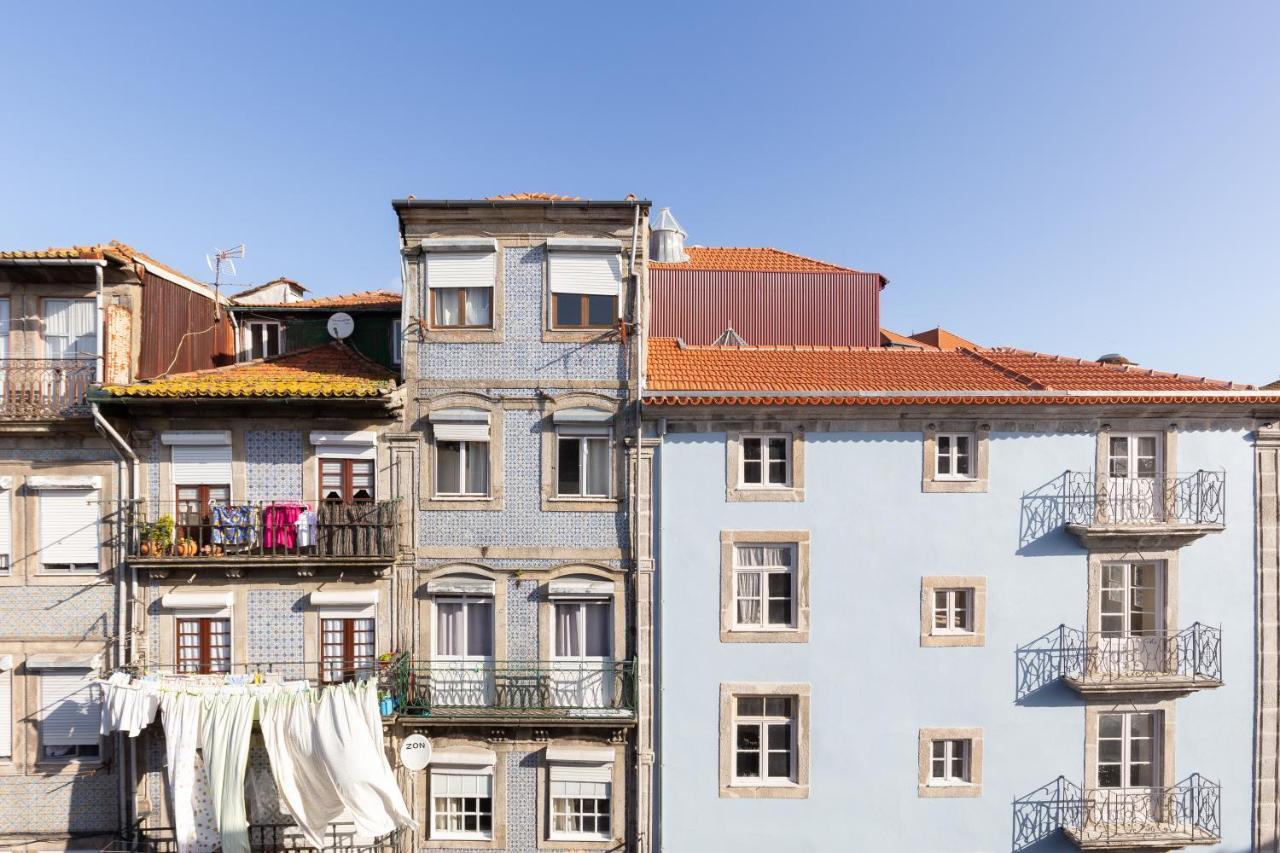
321;616;375;683
551;293;618;330
430;287;493;329
177;616;231;674
320;458;375;503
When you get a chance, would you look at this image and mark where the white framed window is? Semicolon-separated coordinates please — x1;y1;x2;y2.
935;433;974;480
1108;433;1161;480
390;319;402;365
430;764;494;840
929;738;971;785
0;659;12;760
435;597;495;659
39;666;101;761
932;588;974;634
740;435;790;487
246;320;283;360
37;486;100;574
546;747;614;842
556;429;611;498
1097;711;1158;788
43;298;96;359
732;545;795;630
553;600;612;660
732;695;796;785
431;410;491;498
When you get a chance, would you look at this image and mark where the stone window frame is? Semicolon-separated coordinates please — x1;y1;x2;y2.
1084;697;1176;792
302;584;390;678
25;471;113;586
918;727;983;798
540;394;625;512
1086;549;1178;640
419;393;505;512
719;530;811;644
919;576;987;648
725;431;806;502
534;739;627;850
419;737;509;850
155;585;248;673
539;241;634;345
417;244;506;344
718;682;811;799
921;423;990;493
536;564;627;666
418;563;509;664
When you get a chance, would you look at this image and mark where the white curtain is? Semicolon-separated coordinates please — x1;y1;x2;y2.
736;545;792;568
437;602;463;656
555;603;581;657
464;445;489;495
584;602;611;657
584;438;610;496
465;600;494;657
435;289;460;326
736;573;762;625
465;288;491;325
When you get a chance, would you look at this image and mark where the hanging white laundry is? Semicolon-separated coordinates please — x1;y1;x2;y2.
200;691;256;853
294;510;317;548
100;673;162;738
160;691;219;853
259;689;346;848
313;681;416;839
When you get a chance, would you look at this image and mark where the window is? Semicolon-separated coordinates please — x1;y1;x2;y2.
321;458;375;503
321;617;375;684
425;250;496;329
935;434;974;480
740;435;790;487
547;245;622;331
0;664;11;760
0;484;11;575
556;431;610;498
40;668;101;761
432;594;495;707
431;410;492;499
918;727;983;797
554;601;612;659
0;298;9;359
247;321;282;360
38;487;100;574
43;299;96;359
391;319;402;365
432;771;493;839
732;545;794;630
1108;434;1160;480
1097;711;1158;788
930;739;971;784
1100;562;1162;638
435;598;494;658
932;588;973;634
177;617;231;674
733;696;795;784
546;747;615;842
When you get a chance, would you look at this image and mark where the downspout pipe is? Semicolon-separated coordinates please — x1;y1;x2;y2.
95;263;104;383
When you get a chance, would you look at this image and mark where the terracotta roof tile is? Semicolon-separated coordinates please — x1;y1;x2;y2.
650;247;859;273
645;338;1259;406
880;328;939;350
100;343;397;399
485;192;581;201
0;241;206;289
908;327;978;351
244;290;401;310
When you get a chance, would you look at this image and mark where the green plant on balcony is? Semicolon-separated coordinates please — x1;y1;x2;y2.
137;514;174;557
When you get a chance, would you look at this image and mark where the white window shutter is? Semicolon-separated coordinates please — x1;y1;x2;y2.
548;252;623;296
41;670;100;746
426;252;496;289
172;444;233;485
0;669;10;758
431;771;493;796
68;300;97;357
39;490;100;564
549;763;613;783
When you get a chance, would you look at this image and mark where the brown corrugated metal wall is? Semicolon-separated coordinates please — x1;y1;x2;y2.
138;272;235;378
648;270;882;347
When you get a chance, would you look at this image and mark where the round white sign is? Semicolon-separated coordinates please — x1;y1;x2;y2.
400;734;432;771
327;311;355;340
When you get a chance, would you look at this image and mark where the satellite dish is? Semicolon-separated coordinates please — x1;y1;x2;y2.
327;312;355;340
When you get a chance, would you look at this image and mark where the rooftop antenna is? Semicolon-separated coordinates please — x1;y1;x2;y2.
205;244;246;318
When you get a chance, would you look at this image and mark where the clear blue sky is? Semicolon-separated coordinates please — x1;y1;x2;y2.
3;2;1276;382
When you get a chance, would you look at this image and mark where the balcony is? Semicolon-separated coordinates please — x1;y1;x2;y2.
106;823;401;853
388;659;636;725
1021;470;1225;550
1013;775;1221;850
1017;624;1222;699
125;655;404;694
0;358;95;419
127;500;399;576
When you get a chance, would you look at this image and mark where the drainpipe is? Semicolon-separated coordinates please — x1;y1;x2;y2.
94;263;104;382
92;401;138;835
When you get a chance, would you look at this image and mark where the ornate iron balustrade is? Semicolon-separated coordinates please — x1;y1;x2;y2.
1016;624;1221;698
0;358;95;419
104;823;402;852
127;500;399;562
1013;775;1220;850
1062;470;1225;527
390;659;636;719
123;653;407;692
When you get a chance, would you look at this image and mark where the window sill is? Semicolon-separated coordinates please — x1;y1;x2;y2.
422;494;505;512
422;327;503;344
721;627;809;644
541;495;622;513
918;781;981;798
35;758;104;775
541;327;621;344
920;630;985;648
719;780;810;800
726;485;805;503
921;477;988;494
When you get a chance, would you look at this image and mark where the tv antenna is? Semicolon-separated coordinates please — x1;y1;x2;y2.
205;244;246;318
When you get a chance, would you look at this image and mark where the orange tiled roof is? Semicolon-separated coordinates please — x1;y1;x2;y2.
908;327;978;351
644;338;1262;406
100;343;397;399
880;328;939;350
246;289;401;310
650;246;860;273
0;241;208;290
486;192;581;201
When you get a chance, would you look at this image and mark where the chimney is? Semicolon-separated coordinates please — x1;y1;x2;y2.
651;207;688;263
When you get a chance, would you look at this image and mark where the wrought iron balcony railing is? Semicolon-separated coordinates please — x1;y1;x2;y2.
388;659;636;720
127;499;399;563
105;823;402;852
1063;470;1225;527
123;654;406;693
1014;775;1221;850
0;358;95;419
1016;624;1221;698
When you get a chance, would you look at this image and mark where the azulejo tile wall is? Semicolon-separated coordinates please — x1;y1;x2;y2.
0;773;119;832
246;589;306;672
245;429;304;502
506;577;540;661
0;585;116;637
421;411;629;550
432;748;539;853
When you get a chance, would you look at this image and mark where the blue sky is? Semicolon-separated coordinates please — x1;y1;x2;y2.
2;2;1276;381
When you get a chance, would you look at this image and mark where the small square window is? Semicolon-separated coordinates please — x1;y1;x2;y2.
920;577;986;647
740;435;791;487
929;739;971;784
435;440;490;497
556;433;611;498
935;434;974;480
720;683;810;798
247;321;282;360
918;728;982;797
932;588;974;634
923;429;988;493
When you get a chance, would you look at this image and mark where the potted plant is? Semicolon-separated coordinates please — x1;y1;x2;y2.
138;514;174;556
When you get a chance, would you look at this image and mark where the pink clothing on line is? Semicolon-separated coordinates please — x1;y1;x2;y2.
264;503;305;548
